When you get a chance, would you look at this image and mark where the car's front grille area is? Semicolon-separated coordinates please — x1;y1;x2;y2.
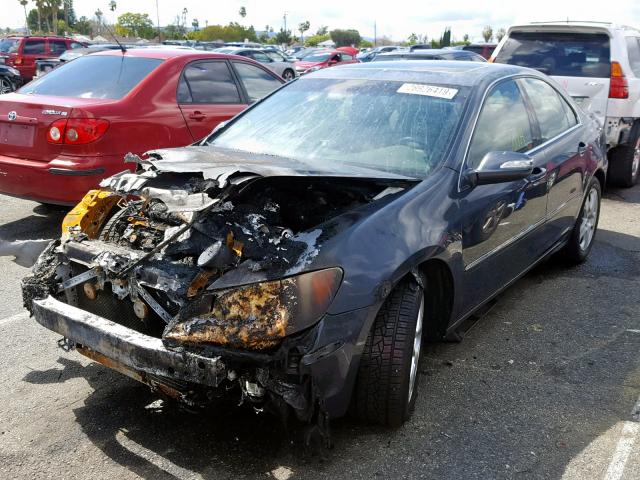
71;263;166;337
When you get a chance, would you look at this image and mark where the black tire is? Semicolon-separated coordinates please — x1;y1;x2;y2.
353;275;425;427
608;124;640;188
282;69;295;81
563;177;601;264
0;77;15;95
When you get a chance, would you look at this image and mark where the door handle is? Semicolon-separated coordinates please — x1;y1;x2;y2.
578;142;588;156
189;111;206;121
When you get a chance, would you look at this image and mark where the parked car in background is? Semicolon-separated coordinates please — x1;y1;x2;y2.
373;49;486;62
0;64;22;94
0;36;86;81
214;47;297;81
462;43;497;60
25;61;605;434
291;48;321;60
493;22;640;186
357;46;404;62
0;49;284;205
34;44;128;78
294;49;359;75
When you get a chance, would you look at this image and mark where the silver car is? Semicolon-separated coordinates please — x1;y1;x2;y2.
215;47;298;81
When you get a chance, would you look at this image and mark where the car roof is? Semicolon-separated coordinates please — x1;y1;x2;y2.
508;22;640;35
379;49;458;56
309;61;535;87
91;48;232;60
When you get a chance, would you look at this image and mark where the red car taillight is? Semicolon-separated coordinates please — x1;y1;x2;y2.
47;118;110;145
609;61;629;99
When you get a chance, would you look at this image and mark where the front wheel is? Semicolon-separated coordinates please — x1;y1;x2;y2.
562;177;601;264
353;275;425;427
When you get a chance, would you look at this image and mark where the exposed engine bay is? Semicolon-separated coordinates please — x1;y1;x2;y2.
22;151;413;441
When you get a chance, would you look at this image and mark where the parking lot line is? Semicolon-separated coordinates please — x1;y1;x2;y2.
603;422;640;480
0;312;28;327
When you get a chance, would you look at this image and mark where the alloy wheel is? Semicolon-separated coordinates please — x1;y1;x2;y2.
578;187;599;252
0;78;13;95
407;296;424;404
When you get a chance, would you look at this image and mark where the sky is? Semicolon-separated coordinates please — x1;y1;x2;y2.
3;0;640;43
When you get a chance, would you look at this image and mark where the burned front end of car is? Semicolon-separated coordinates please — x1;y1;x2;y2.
23;149;413;434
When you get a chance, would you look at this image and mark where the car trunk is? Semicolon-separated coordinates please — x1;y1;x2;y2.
0;94;116;161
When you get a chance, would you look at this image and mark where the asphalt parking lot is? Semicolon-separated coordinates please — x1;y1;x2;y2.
0;184;638;480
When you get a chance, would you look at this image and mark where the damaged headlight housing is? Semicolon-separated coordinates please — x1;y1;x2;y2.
164;268;343;350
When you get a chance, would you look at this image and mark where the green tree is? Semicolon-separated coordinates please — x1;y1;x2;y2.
482;25;493;42
239;6;246;18
19;0;30;33
74;15;91;35
330;29;361;47
274;27;292;45
316;25;328;35
304;33;329;47
407;33;418;45
116;12;155;39
109;0;116;12
463;33;470;44
192;18;199;31
298;20;310;44
192;22;258;42
440;27;451;47
496;28;506;42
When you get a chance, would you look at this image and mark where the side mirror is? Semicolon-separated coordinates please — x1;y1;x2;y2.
466;151;533;187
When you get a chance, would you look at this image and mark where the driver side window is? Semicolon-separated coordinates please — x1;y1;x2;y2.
467;80;535;169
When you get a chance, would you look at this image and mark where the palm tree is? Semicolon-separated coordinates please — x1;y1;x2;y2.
95;8;103;35
19;0;29;34
109;0;116;11
239;6;246;18
32;0;44;32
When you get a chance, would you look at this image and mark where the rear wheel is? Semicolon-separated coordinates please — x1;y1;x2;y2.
353;275;425;427
608;125;640;187
562;177;601;264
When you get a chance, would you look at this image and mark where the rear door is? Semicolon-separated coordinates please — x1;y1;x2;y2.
495;30;611;126
518;76;587;244
48;39;69;58
177;60;247;141
230;61;284;103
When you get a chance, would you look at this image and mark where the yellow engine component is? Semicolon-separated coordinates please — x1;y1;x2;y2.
61;190;121;240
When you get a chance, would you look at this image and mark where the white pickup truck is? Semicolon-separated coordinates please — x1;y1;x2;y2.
492;22;640;187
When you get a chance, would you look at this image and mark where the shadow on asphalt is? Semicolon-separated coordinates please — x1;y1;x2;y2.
0;205;66;242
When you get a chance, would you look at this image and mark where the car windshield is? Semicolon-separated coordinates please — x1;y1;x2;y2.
0;38;19;54
208;78;468;178
19;55;163;99
494;31;611;77
302;52;331;62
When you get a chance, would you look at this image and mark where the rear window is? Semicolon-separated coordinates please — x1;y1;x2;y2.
626;37;640;76
494;31;610;78
19;55;163;99
0;38;19;54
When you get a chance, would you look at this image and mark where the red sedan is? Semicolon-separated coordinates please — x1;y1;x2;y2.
294;49;359;75
0;48;284;205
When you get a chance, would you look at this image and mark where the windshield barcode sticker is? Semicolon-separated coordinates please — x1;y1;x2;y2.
397;83;458;99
